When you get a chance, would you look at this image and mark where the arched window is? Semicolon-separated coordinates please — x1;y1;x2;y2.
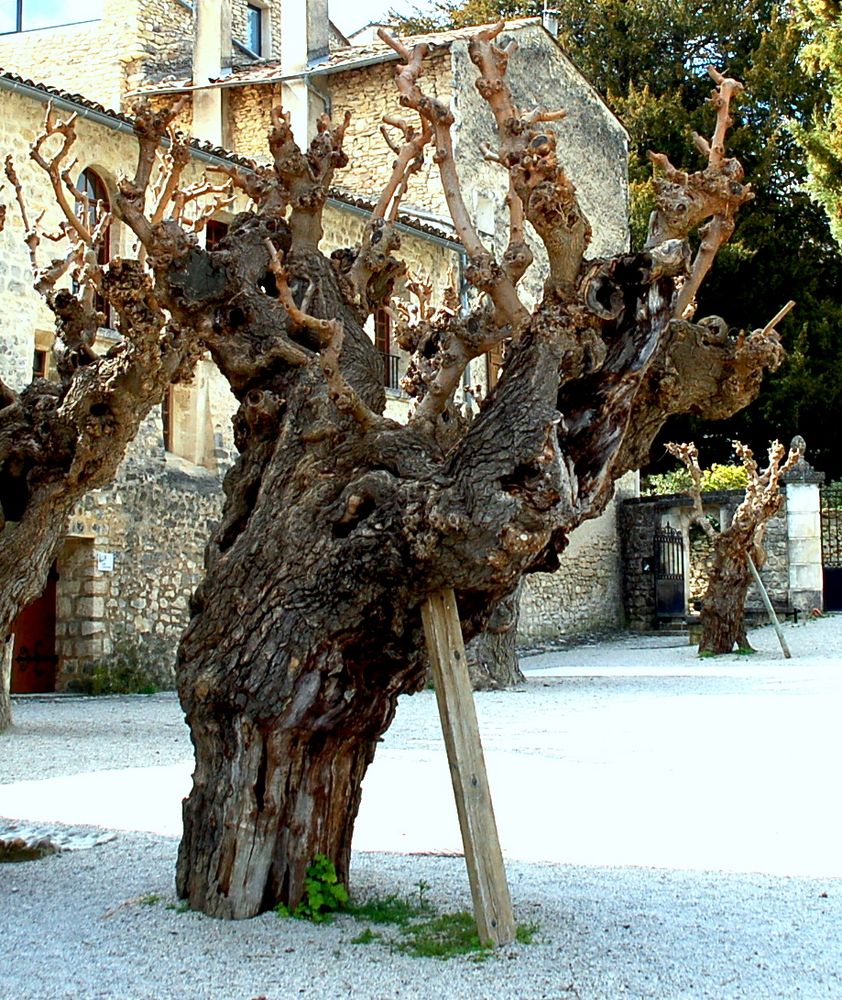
75;168;111;325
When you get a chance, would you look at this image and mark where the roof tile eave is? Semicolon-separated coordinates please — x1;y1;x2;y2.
132;17;544;93
0;68;258;168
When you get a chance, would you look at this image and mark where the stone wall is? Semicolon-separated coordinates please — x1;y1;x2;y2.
57;415;225;690
227;84;280;160
619;498;660;631
326;55;453;213
0;0;142;110
518;471;638;641
127;0;193;93
688;526;714;608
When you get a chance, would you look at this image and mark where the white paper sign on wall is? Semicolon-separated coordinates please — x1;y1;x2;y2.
95;551;115;572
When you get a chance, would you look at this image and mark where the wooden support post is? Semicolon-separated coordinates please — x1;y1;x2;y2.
747;555;791;659
421;588;516;947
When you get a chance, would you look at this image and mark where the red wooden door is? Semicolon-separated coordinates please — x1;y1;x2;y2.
11;565;58;693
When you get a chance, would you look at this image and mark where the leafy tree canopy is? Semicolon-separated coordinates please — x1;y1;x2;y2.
392;0;842;477
793;1;842;244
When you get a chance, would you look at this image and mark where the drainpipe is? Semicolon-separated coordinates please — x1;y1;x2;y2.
192;0;231;146
458;249;478;411
281;0;330;145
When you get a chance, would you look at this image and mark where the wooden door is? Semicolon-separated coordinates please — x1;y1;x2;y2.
11;564;58;693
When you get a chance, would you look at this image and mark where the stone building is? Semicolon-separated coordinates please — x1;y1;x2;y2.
1;0;633;690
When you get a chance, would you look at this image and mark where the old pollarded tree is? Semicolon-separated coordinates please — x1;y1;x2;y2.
667;439;799;654
0;24;785;912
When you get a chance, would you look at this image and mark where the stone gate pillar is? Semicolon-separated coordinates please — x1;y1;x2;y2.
782;436;824;612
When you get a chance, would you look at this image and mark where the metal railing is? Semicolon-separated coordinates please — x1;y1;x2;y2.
380;352;402;391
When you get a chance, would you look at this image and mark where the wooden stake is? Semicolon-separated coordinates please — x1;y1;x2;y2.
747;555;791;659
421;588;516;947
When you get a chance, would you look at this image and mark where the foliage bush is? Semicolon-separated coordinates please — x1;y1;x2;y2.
642;462;748;497
277;862;538;959
69;640;159;695
274;854;349;923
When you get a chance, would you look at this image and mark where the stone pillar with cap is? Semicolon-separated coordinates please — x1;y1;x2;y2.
782;435;825;612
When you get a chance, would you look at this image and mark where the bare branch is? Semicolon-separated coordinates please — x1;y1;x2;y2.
5;153;97;302
379;27;530;330
646;67;753;318
467;25;588;297
266;107;351;247
29;105;93;245
265;240;385;431
665;441;716;537
5;154;39;274
114;98;190;247
348;112;430;309
150;132;192;224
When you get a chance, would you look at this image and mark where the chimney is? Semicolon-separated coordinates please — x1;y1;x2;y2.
281;0;330;146
193;0;232;146
542;4;560;38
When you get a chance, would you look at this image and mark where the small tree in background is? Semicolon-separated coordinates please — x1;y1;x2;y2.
667;439;799;653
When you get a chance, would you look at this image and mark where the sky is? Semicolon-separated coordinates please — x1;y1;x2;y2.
328;0;438;37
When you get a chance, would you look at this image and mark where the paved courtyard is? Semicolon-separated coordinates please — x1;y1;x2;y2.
1;615;840;998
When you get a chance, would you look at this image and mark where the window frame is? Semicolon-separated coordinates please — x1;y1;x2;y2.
0;1;103;34
74;167;112;328
246;3;264;56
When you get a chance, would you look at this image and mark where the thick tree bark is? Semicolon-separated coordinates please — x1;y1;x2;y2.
466;585;524;690
177;674;382;917
698;537;753;654
0;638;11;731
0;38;787;908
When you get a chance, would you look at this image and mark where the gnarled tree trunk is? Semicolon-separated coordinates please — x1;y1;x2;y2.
466;584;524;690
698;537;753;653
669;440;798;655
1;27;786;914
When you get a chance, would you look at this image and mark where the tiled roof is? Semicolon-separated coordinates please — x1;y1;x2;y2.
0;69;458;245
329;191;459;245
134;18;543;94
0;69;256;168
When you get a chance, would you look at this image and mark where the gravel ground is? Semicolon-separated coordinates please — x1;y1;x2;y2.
1;616;842;999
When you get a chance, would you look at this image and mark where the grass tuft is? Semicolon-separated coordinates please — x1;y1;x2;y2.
346;892;431;927
397;911;492;960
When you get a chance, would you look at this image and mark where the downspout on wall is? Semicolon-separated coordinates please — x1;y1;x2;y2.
281;0;330;145
193;0;232;146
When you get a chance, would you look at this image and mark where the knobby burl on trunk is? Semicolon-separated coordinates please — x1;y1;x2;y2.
1;24;785;914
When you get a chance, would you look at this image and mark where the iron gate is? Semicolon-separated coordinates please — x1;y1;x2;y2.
821;483;842;611
655;525;686;620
